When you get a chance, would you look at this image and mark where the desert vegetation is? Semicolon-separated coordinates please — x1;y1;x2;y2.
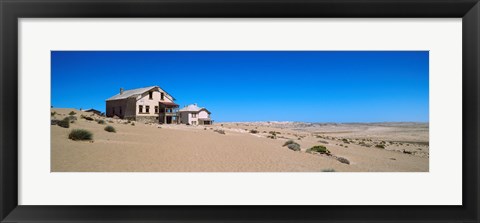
282;140;301;151
68;129;93;141
81;115;94;121
57;117;70;128
214;129;226;135
307;145;331;155
104;125;116;133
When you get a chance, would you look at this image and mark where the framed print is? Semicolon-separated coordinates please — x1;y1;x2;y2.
1;0;479;222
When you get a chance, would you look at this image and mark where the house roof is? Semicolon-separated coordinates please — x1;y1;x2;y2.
106;86;175;101
178;104;211;114
84;108;101;113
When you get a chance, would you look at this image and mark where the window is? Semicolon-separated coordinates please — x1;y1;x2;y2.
139;105;143;113
161;92;164;100
149;91;153;99
119;107;122;115
154;106;159;114
146;106;150;113
192;113;197;118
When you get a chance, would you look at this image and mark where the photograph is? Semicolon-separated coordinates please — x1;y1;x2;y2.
50;51;429;172
3;0;477;221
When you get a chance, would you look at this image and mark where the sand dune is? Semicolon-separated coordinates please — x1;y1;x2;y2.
51;109;428;172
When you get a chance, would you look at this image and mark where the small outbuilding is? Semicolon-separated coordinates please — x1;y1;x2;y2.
178;104;212;125
83;108;102;116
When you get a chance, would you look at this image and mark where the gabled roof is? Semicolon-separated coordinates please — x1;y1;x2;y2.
84;108;101;113
106;86;175;101
178;104;211;114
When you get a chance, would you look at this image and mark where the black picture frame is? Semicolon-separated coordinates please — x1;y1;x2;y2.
1;0;479;222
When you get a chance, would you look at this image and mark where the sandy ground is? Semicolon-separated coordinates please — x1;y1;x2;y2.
51;109;429;172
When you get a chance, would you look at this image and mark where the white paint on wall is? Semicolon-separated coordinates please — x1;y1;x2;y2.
179;110;210;125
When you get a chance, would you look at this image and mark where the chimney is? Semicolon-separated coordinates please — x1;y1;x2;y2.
120;88;124;95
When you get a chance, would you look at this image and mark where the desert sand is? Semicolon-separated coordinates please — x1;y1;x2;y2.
51;108;429;172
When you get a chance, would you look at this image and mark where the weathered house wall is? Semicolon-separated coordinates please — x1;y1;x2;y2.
179;112;191;124
106;98;136;119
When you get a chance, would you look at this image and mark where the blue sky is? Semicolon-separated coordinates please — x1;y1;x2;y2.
51;51;429;122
